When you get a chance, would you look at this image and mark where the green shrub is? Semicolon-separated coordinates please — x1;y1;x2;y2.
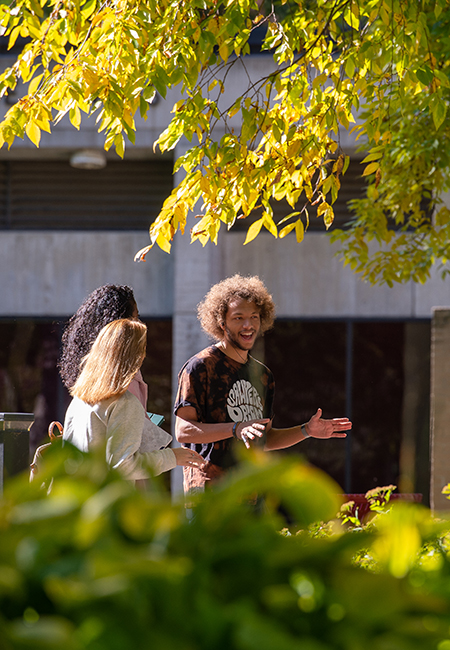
1;444;450;650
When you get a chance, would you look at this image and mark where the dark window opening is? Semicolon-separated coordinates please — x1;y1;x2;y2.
263;319;430;501
0;159;174;230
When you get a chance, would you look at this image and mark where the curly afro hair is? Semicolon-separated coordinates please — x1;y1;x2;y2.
197;274;276;341
59;284;138;389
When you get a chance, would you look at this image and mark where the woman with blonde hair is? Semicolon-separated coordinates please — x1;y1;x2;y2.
63;319;204;480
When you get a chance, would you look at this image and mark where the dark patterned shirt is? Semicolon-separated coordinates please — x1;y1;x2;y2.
174;346;275;472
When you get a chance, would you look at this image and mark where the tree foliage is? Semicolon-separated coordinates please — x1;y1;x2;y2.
0;0;449;284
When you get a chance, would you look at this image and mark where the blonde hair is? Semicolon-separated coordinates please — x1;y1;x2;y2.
70;319;147;405
198;274;276;341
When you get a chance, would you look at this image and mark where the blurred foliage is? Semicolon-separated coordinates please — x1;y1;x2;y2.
1;444;450;649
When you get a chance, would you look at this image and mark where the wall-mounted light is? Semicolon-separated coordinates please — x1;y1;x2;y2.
70;149;107;169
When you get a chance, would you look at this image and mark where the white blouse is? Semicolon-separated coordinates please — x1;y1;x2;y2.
63;391;176;480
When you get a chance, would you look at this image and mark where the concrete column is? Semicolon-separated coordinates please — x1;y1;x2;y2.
430;308;450;511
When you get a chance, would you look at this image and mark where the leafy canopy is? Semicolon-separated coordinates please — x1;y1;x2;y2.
0;0;449;284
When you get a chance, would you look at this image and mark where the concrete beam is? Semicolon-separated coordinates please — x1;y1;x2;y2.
0;231;173;317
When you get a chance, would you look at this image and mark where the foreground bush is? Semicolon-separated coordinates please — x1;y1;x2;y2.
1;444;450;650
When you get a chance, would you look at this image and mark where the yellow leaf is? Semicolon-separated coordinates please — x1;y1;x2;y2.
114;133;124;158
28;73;43;96
69;105;81;129
361;151;383;164
244;218;263;245
228;100;240;119
344;8;359;29
291;170;303;186
317;202;334;229
219;41;229;62
123;110;135;131
295;219;304;242
287;139;302;158
81;0;97;19
27;21;41;40
209;220;220;245
279;223;296;238
263;213;278;238
208;17;218;36
199;175;210;194
8;25;22;51
34;117;51;133
174;202;187;221
156;233;171;254
25;121;41;147
362;161;380;176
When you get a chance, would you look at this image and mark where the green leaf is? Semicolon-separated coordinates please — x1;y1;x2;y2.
432;100;447;131
152;66;169;99
345;57;356;79
416;67;433;87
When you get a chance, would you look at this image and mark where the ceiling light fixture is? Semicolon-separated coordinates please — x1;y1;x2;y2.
69;149;107;170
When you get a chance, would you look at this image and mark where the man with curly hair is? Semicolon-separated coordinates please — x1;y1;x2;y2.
174;274;351;494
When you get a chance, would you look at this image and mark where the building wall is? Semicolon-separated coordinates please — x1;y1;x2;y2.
0;231;173;317
1;227;450;321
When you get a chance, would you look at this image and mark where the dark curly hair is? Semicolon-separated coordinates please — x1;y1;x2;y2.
197;274;276;341
59;284;138;389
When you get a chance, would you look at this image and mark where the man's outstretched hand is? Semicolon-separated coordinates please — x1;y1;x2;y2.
305;408;351;439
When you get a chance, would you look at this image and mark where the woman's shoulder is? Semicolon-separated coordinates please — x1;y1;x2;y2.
88;391;142;420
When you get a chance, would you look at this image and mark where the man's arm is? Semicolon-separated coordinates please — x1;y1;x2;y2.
175;405;270;447
265;408;351;451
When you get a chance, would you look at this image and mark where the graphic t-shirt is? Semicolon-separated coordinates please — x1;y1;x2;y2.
174;345;275;471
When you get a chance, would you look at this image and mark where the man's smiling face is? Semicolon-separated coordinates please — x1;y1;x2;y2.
221;298;261;355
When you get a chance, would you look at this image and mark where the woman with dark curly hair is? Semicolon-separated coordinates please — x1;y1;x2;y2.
59;284;148;408
174;274;352;496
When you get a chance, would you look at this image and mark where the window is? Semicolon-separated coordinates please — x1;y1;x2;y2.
263;319;430;499
0;159;174;230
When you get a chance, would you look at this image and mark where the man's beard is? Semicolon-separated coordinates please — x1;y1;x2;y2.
224;326;258;352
